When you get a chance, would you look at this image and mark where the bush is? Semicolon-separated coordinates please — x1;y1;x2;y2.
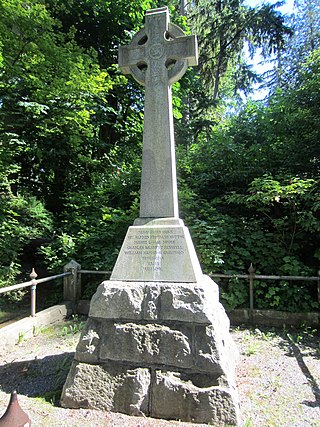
0;193;53;290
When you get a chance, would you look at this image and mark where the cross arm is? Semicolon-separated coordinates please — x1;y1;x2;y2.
166;35;198;67
118;44;146;75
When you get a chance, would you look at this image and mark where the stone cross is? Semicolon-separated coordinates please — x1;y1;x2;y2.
119;7;198;219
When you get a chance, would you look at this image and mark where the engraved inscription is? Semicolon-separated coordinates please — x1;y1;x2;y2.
124;228;186;273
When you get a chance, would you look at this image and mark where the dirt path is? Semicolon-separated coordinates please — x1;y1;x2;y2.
0;318;319;426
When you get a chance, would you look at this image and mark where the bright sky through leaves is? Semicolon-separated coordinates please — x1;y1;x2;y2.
244;0;295;99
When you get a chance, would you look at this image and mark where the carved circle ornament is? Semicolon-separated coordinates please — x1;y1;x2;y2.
148;43;165;59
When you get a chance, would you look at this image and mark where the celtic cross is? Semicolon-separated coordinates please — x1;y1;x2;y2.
119;7;198;219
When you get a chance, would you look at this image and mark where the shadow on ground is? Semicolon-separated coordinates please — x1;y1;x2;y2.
276;329;320;408
0;352;74;399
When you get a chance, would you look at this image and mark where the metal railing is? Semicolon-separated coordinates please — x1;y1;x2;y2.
0;268;71;317
210;263;320;322
0;260;110;318
1;260;319;320
76;263;320;317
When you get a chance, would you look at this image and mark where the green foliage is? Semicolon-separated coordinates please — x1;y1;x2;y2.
220;278;249;310
0;0;318;314
189;0;292;101
39;233;76;272
178;44;320;312
189;218;225;272
277;0;320;89
0;192;53;288
226;175;319;257
39;189;140;274
186;203;318;311
0;0;144;286
0;0;115;210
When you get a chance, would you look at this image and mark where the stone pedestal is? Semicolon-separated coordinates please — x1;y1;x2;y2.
61;276;241;426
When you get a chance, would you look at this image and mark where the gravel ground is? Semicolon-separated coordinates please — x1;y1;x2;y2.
0;318;319;426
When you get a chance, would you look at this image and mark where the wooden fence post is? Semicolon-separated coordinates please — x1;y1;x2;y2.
317;268;320;305
63;260;81;307
248;263;255;324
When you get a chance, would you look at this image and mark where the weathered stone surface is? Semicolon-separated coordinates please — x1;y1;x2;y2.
110;223;203;283
151;370;240;426
61;361;150;416
89;277;220;324
89;282;145;320
193;324;239;374
143;283;161;320
65;277;240;423
74;315;238;375
74;318;102;363
100;322;193;368
159;276;219;323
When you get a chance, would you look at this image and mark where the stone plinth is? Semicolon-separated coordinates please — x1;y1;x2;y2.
110;219;203;283
61;276;241;426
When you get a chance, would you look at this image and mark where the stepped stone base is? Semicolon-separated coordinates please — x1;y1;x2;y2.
61;275;241;426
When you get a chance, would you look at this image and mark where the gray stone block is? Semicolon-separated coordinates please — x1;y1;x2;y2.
110;223;203;283
159;276;219;324
194;324;239;374
61;361;150;416
100;322;193;368
89;278;221;324
89;282;145;320
151;370;240;426
74;318;102;363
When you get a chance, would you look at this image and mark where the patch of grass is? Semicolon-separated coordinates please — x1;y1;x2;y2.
244;341;260;356
33;325;45;336
59;315;86;337
280;324;320;358
285;324;318;345
34;390;61;406
38;314;86;339
17;330;26;345
249;366;261;377
240;329;262;356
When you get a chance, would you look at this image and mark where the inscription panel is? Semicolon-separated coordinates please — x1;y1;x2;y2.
125;228;185;274
111;225;202;282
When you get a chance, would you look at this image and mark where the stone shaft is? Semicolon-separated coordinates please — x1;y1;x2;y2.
118;7;198;218
141;64;177;218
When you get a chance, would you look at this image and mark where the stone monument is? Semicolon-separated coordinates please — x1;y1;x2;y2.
61;7;241;426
